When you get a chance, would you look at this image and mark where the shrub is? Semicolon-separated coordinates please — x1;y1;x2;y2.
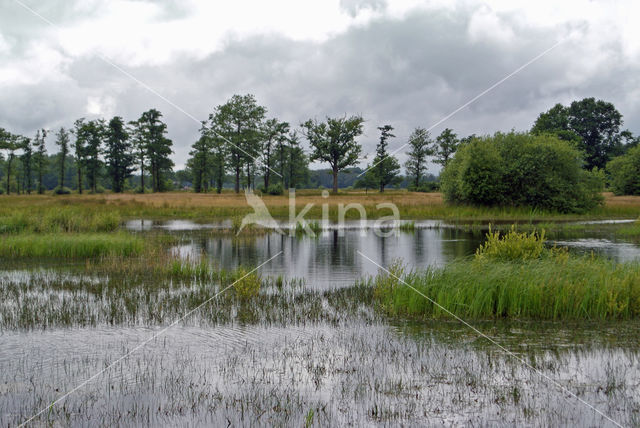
475;226;546;262
408;182;439;192
232;267;261;300
53;186;72;195
267;183;284;195
607;145;640;195
440;132;604;213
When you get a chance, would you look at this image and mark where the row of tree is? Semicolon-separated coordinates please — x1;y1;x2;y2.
0;109;173;195
1;95;637;196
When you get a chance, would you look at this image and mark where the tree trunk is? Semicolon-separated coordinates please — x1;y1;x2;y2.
332;167;338;194
6;156;12;195
140;161;145;193
379;182;384;193
77;167;83;194
234;166;240;193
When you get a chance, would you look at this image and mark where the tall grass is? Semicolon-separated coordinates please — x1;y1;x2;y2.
373;228;640;320
0;206;120;233
0;233;144;258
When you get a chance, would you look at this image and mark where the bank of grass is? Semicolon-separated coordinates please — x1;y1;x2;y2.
373;228;640;320
0;192;639;226
0;233;144;258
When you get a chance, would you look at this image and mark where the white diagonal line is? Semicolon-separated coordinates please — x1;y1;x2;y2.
12;0;281;177
358;38;565;177
357;250;623;428
18;251;283;427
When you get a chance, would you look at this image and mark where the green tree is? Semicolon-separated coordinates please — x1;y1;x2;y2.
301;115;364;193
33;129;48;194
0;128;20;195
210;95;265;193
20;137;33;194
72;119;87;194
54;127;70;191
261;118;289;189
105;116;134;193
532;98;624;169
404;127;433;188
284;131;309;189
607;146;640;195
372;125;400;192
188;125;212;193
137;109;174;192
433;128;459;167
354;164;377;194
128;119;147;193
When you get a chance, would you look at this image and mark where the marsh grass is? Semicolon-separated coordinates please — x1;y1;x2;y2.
0;206;120;233
0;233;144;258
373;228;640;320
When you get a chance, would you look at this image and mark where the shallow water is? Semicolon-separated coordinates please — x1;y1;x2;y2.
2;220;640;426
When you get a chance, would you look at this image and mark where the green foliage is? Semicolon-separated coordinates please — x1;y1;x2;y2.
408;182;439;192
373;125;401;192
433;128;459;167
266;183;284;195
137;109;174;192
607;145;640;195
54;127;70;190
301;115;364;193
532;98;625;170
105;116;134;193
405;127;433;187
231;267;261;300
475;226;549;262
440;132;604;213
53;186;72;195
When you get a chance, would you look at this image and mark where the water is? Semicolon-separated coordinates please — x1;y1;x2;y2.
1;220;640;426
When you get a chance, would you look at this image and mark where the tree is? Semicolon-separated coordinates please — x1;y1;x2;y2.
20;137;33;194
354;164;377;194
0;128;20;194
372;125;400;192
74;120;105;193
128;119;147;192
301;115;364;193
137;109;174;192
607;146;640;195
261;118;289;189
433;128;459;167
72;119;87;194
284;131;309;189
440;132;603;213
54;127;70;191
33;129;48;194
188;124;212;193
210;94;266;193
532;98;624;169
105;116;134;193
404;127;433;188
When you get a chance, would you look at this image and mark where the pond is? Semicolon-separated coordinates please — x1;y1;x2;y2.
1;220;639;426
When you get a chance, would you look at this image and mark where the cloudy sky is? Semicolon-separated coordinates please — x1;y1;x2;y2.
1;0;639;172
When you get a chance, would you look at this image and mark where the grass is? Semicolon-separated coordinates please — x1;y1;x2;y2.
373;229;640;320
1;191;639;226
0;233;144;258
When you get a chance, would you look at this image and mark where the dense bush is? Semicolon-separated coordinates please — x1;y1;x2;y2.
607;145;640;195
267;183;284;195
440;132;603;213
53;186;72;195
408;182;439;192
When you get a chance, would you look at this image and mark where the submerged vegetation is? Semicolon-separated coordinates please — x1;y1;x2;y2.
373;228;640;320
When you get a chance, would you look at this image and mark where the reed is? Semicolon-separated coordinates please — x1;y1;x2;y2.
0;233;144;258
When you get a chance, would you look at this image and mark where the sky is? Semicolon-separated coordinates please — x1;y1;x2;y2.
1;0;639;172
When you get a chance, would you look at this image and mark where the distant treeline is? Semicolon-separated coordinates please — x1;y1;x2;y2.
1;95;638;197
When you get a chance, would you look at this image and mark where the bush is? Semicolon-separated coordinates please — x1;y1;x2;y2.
440;132;604;213
232;267;261;300
475;226;547;262
607;145;640;195
53;186;72;195
408;182;439;192
267;183;284;195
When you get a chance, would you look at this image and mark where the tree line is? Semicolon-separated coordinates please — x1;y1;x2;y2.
1;95;638;196
0;109;173;195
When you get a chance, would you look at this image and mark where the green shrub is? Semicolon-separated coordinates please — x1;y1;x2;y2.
267;183;284;195
232;267;261;300
607;145;640;195
475;226;546;262
53;186;72;195
408;182;439;192
440;132;604;213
